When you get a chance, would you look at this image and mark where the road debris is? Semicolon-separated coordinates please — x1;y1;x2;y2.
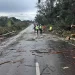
0;60;11;65
72;57;75;59
50;50;74;54
17;49;26;52
62;67;69;69
0;58;24;65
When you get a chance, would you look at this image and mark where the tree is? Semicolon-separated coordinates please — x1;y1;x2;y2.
35;0;75;27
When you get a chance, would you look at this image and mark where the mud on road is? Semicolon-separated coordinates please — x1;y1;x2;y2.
0;24;75;75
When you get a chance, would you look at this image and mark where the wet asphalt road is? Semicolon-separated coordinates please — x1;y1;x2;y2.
0;24;75;75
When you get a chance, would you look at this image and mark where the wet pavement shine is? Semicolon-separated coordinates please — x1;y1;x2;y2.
0;24;75;75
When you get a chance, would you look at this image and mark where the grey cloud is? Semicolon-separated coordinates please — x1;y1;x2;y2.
0;0;37;12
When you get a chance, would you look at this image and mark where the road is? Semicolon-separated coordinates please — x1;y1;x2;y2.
0;24;75;75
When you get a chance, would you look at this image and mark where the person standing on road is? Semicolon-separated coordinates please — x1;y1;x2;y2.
42;25;46;33
49;26;53;31
35;25;39;35
39;24;43;34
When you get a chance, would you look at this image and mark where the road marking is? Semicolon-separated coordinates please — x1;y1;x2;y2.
36;62;40;75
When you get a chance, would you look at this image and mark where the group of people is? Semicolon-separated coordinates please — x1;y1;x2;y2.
34;24;43;35
34;23;53;35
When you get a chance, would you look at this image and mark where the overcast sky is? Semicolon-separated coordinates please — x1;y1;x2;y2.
0;0;37;20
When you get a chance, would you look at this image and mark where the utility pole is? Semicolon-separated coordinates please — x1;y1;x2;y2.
38;0;41;3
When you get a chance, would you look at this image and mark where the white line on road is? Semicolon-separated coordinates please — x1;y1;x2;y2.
36;62;40;75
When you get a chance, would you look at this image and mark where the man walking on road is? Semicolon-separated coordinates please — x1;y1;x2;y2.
35;24;39;35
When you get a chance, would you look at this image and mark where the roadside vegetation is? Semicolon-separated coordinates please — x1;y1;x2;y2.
35;0;75;44
0;17;31;37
